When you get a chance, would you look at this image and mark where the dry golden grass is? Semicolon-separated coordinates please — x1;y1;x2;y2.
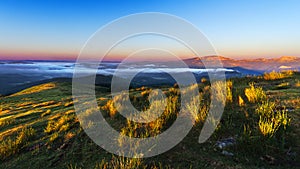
226;80;233;103
0;126;35;159
15;127;35;145
95;156;143;169
47;112;63;121
258;109;290;137
32;101;56;108
245;83;266;103
263;70;293;80
135;86;146;91
41;109;51;117
185;94;202;124
98;97;107;101
64;132;75;142
0;110;10;114
65;110;75;115
256;100;276;118
0;116;15;127
258;116;280;137
16;101;34;107
42;102;62;109
64;101;73;107
49;133;59;143
141;89;150;96
148;118;164;134
238;95;245;106
201;77;208;83
11;83;56;96
256;99;291;137
211;81;227;104
0;125;23;140
295;80;300;87
102;100;117;117
44;114;74;134
8;109;44;121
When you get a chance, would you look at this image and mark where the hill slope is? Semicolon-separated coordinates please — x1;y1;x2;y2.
0;73;299;168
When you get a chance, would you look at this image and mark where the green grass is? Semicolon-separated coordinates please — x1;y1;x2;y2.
0;73;299;169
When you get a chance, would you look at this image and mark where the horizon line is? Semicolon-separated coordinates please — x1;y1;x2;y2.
0;55;299;62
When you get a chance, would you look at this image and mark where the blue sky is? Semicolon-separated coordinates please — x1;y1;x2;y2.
0;0;299;60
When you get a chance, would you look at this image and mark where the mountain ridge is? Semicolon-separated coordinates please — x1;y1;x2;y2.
184;55;300;71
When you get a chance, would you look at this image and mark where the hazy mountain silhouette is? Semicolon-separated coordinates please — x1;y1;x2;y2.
184;56;300;71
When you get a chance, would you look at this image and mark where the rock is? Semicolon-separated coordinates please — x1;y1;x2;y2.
215;137;236;149
221;150;234;156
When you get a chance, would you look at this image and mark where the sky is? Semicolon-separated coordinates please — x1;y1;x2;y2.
0;0;300;60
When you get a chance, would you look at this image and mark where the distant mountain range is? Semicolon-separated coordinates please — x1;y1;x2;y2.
184;56;300;72
0;56;299;96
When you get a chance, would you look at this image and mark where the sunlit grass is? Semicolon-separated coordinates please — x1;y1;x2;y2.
49;132;59;143
0;126;35;160
44;114;75;134
41;109;51;117
0;116;15;127
226;80;233;103
211;81;227;104
256;100;290;137
263;70;293;80
0;72;299;168
238;95;245;106
258;116;280;137
256;100;276;118
102;99;117;118
295;80;300;87
258;109;290;137
245;83;266;103
92;156;143;169
11;83;56;96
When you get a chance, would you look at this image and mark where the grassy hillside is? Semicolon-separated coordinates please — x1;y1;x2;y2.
0;72;299;169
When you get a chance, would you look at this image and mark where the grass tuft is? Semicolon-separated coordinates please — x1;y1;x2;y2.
245;83;266;103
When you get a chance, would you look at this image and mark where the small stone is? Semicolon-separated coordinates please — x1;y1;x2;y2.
221;150;234;156
215;137;236;149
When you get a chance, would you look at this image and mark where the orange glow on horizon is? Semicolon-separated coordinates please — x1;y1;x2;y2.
1;49;299;61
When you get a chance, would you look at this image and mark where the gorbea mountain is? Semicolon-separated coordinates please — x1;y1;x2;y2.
184;56;300;72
